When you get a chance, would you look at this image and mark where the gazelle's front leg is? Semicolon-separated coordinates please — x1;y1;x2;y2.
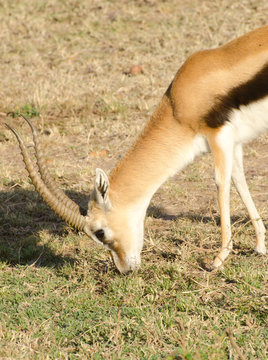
208;126;234;268
232;144;266;254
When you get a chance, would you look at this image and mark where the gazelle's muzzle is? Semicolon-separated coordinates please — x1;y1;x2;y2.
110;250;141;273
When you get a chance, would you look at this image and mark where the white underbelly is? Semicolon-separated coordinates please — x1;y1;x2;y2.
230;95;268;144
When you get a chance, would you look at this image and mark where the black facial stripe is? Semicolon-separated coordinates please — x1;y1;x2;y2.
204;62;268;128
94;229;105;241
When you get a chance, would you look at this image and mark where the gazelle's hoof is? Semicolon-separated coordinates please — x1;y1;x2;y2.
212;249;230;269
254;245;267;255
212;258;224;270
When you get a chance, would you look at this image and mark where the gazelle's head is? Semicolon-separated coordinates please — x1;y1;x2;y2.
85;168;144;273
6;116;143;273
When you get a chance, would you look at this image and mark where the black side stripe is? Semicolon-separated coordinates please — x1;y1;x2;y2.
204;62;268;128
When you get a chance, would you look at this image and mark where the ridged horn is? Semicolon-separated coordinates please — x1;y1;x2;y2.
19;114;81;215
6;123;90;233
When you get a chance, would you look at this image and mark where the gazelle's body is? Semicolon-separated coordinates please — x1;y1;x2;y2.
8;26;268;273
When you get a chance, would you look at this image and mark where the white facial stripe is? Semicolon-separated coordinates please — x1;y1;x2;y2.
103;227;113;241
91;221;102;232
126;201;148;255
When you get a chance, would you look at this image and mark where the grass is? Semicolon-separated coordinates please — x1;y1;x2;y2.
10;104;40;119
0;0;267;359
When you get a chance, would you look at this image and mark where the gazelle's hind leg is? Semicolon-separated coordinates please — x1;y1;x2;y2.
208;126;234;268
232;144;266;255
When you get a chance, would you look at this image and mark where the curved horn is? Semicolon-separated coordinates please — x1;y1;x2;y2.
6;123;90;233
19;114;81;215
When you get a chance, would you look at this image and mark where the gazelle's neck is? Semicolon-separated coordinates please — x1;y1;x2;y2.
109;95;208;211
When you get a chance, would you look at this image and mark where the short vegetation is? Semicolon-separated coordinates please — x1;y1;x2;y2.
0;0;267;359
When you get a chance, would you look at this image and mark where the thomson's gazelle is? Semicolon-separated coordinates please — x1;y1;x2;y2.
7;26;268;273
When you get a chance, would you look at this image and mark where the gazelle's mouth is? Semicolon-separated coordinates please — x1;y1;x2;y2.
110;250;141;274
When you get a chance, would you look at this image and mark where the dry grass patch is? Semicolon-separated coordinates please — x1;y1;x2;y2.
0;0;267;359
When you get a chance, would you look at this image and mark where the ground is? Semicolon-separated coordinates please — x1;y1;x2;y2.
0;1;267;359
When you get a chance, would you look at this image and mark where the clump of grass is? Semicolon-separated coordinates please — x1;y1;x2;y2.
10;104;40;119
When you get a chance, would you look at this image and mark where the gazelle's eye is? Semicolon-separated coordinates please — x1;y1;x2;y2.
94;229;105;241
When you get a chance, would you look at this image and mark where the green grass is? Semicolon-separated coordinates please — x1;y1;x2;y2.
0;224;267;359
10;104;40;119
0;0;267;359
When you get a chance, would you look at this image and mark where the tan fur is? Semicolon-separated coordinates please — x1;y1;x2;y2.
110;26;268;204
171;29;268;129
103;26;268;271
109;95;196;206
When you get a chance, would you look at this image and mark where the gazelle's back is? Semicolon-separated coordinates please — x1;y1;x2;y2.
168;25;268;132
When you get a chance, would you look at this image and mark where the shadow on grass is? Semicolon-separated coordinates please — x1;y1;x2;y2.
148;205;267;267
0;186;89;268
147;205;256;226
1;189;265;270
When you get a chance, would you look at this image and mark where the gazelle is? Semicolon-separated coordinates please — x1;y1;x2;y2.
7;26;268;273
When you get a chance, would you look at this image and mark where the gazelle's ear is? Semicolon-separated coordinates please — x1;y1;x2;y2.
90;168;111;210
